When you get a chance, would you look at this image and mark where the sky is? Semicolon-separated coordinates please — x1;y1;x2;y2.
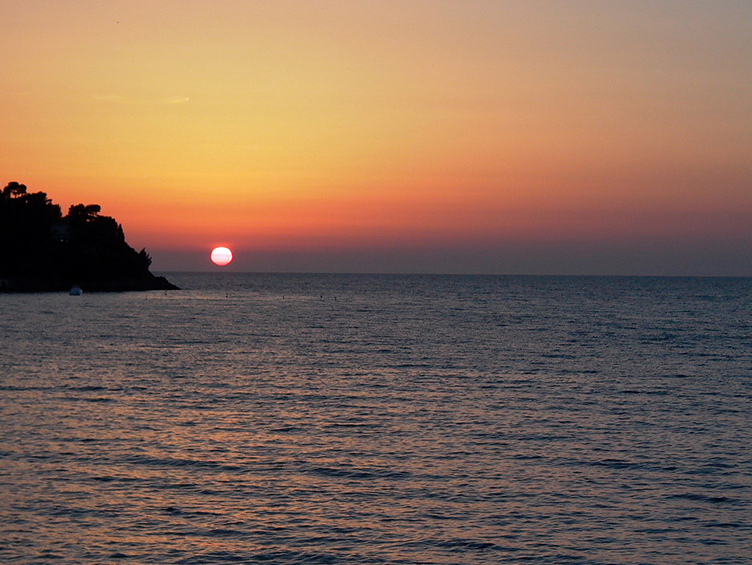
1;0;751;275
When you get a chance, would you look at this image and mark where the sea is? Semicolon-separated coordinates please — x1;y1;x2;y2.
1;273;750;565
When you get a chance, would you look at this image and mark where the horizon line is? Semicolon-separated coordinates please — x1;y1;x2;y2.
155;271;752;279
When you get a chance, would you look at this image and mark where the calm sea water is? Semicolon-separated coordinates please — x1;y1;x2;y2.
1;274;750;564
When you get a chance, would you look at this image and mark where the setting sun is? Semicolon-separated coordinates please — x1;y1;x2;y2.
210;246;233;267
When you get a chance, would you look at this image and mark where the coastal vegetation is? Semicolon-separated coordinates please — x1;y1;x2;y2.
0;182;178;292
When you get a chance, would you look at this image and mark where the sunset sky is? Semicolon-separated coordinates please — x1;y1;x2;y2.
2;1;751;275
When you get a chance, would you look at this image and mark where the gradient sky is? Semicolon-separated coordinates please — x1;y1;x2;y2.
2;0;751;275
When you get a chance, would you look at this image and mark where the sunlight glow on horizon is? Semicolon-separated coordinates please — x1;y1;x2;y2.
2;1;751;275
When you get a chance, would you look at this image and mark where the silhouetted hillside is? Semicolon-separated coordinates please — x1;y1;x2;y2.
0;182;178;292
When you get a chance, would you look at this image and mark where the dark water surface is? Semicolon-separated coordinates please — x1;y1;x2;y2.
1;274;750;564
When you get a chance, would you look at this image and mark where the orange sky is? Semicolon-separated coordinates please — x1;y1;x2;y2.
2;1;751;274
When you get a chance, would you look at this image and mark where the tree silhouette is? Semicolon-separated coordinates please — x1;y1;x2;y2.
2;181;28;198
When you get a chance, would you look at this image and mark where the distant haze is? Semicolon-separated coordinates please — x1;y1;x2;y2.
153;238;750;277
2;1;751;275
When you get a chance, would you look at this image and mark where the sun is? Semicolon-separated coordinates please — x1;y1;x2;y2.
210;246;233;266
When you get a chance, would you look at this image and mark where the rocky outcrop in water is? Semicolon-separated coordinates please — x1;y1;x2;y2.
0;182;178;292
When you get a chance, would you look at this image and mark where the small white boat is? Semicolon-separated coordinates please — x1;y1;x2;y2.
69;285;83;296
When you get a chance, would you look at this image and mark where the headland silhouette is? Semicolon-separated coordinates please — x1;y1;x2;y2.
0;182;178;292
